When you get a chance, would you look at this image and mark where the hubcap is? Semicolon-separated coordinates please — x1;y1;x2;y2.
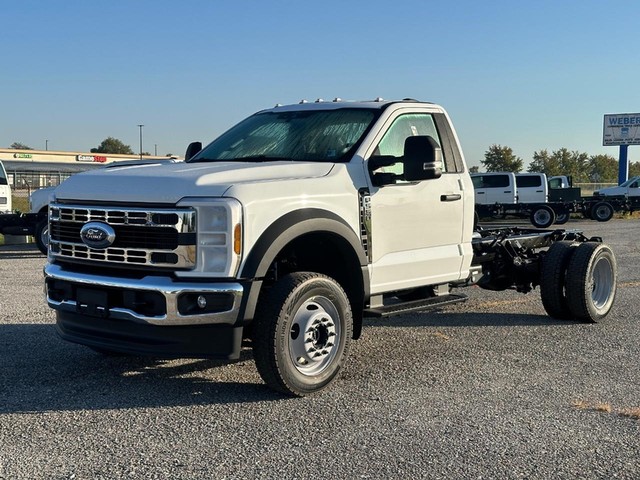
535;210;550;224
288;296;341;376
591;256;614;309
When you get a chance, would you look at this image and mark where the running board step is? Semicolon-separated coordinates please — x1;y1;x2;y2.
364;293;468;318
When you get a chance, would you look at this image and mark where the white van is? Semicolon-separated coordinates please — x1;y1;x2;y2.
0;161;12;214
471;172;518;204
515;173;548;203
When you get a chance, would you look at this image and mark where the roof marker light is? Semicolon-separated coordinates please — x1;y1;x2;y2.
299;99;308;104
374;97;384;102
333;97;342;102
315;98;324;103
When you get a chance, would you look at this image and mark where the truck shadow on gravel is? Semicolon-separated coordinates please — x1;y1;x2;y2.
0;324;282;414
1;311;573;413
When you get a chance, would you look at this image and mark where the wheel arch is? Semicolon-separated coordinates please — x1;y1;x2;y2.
239;209;369;338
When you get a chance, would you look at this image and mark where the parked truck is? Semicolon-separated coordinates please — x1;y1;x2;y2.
472;171;639;227
43;99;617;396
0;160;49;250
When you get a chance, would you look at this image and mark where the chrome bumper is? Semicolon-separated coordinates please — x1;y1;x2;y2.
44;263;243;326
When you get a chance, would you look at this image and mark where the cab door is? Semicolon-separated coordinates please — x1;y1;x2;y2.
366;111;467;294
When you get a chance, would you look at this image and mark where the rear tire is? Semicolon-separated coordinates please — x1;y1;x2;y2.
252;272;352;396
554;210;570;225
540;242;577;319
565;243;617;323
530;205;556;228
590;202;614;222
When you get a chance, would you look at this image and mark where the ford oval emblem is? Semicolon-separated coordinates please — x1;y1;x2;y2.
80;222;116;249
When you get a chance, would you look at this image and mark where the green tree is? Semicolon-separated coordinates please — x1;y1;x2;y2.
587;154;618;183
91;137;134;154
481;144;523;172
10;142;32;150
629;161;640;177
528;148;589;182
468;165;480;173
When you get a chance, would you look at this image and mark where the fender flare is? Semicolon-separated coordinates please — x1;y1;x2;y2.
238;209;369;326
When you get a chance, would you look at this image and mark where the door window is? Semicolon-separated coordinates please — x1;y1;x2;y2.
372;114;444;180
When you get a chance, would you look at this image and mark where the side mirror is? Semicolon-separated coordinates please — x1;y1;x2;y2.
368;155;398;171
403;136;443;181
185;141;202;161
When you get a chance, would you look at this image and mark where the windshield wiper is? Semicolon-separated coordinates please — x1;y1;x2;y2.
231;155;293;162
189;155;293;163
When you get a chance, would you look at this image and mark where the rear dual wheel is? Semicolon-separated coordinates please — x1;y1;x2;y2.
540;242;616;322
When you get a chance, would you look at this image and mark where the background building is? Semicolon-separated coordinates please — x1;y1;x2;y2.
0;149;176;191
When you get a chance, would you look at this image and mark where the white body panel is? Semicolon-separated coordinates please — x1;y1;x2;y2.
471;172;517;204
0;161;12;214
360;105;473;294
515;173;548;203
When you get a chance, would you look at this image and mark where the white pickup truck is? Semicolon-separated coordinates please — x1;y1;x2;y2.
43;99;617;395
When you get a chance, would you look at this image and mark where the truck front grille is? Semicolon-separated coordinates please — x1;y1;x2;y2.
48;204;197;269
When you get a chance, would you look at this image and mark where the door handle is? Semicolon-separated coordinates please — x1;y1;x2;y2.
441;194;462;202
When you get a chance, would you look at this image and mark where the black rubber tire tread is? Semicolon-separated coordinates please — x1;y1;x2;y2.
252;272;352;397
540;241;577;320
565;242;617;323
554;210;570;225
530;205;556;228
34;219;48;255
590;201;614;222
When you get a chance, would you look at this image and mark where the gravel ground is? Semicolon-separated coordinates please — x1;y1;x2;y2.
1;219;639;479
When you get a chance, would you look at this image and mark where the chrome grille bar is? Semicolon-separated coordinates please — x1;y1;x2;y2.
49;203;197;269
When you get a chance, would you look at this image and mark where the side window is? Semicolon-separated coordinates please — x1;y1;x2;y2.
372;113;445;180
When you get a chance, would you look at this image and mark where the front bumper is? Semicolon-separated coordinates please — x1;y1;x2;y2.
44;263;243;326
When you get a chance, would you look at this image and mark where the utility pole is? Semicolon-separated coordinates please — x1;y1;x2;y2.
137;124;144;160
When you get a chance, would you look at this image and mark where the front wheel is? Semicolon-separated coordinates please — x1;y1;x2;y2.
252;272;353;396
34;219;49;255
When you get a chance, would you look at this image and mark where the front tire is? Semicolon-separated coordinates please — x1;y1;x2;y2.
252;272;352;396
34;219;49;255
565;242;617;323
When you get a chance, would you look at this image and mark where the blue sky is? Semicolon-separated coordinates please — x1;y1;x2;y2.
2;0;638;168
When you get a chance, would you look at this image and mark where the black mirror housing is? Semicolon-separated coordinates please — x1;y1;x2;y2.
403;136;443;181
185;142;203;161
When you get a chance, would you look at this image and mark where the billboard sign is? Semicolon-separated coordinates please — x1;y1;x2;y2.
603;113;640;146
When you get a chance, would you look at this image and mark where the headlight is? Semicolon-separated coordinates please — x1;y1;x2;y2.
176;197;243;278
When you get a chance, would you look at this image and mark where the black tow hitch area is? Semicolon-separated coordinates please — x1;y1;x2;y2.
471;227;595;293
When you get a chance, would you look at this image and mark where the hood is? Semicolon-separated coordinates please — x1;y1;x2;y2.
53;161;334;204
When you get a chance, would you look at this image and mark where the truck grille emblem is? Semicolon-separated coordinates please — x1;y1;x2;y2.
80;222;116;249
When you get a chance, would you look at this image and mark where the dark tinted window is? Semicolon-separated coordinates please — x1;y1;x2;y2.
472;174;510;188
516;176;542;188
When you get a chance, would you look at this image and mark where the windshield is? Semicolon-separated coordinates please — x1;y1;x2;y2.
189;108;377;163
619;176;640;187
